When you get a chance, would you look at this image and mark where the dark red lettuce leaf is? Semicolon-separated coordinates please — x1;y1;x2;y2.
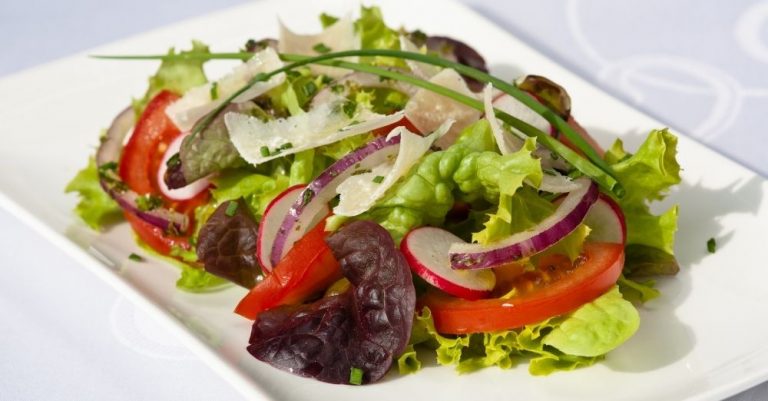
247;221;416;384
196;199;260;288
425;36;489;92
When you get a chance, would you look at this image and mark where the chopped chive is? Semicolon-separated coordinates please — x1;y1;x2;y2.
319;13;339;28
278;142;293;150
372;175;385;183
128;253;144;262
342;100;357;118
98;161;118;173
260;146;270;157
225;201;239;217
349;367;363;385
209;81;219;100
312;43;332;54
351;169;372;176
165;153;181;168
331;84;345;94
707;238;716;253
300;80;318;98
136;194;163;212
94;49;622;196
301;189;315;206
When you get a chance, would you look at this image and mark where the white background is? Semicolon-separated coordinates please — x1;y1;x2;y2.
0;1;765;399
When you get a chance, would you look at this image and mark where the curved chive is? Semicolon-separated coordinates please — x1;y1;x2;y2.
91;50;623;196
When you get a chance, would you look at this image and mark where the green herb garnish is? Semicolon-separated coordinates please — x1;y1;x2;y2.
372;175;385;183
707;237;717;253
349;367;363;385
209;81;219;100
128;253;144;262
259;146;270;157
225;201;239;217
166;153;181;168
136;194;163;212
312;43;332;54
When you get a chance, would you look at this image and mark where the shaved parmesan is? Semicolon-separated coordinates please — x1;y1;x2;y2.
226;98;405;166
278;15;360;78
483;84;524;154
484;85;579;193
165;48;285;131
399;35;440;79
405;68;481;149
334;121;452;217
492;91;550;138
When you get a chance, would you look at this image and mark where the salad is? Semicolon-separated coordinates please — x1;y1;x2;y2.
67;7;682;385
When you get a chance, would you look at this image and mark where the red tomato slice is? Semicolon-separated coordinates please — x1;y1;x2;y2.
235;221;342;320
123;212;190;255
118;90;209;253
419;242;624;334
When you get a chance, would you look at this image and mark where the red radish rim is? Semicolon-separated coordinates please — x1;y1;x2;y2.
257;185;307;273
402;227;494;300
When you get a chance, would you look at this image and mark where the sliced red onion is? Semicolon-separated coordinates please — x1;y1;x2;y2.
157;133;210;201
270;134;402;267
449;178;598;270
95;106;189;233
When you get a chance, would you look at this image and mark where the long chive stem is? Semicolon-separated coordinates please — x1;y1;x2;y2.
92;50;623;196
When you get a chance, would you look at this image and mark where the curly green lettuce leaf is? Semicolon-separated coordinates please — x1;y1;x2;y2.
65;157;122;230
210;168;290;218
355;6;405;67
317;133;375;160
606;129;681;284
136;239;229;293
356;120;536;242
133;40;210;117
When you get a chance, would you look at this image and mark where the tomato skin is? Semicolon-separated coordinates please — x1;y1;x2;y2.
119;91;180;196
123;212;190;255
118;91;209;253
419;242;624;334
235;221;342;320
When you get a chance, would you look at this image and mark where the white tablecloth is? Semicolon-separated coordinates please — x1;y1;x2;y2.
1;1;765;399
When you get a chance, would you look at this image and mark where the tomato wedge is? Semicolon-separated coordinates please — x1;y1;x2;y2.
235;221;342;320
419;242;624;334
118;90;209;253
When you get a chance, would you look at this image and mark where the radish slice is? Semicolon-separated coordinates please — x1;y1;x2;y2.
270;134;402;266
402;226;495;300
449;178;598;270
584;193;626;244
157;133;210;201
226;96;405;166
256;185;329;273
165;47;286;131
483;85;578;194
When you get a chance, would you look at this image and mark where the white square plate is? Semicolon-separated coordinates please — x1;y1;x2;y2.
1;0;767;400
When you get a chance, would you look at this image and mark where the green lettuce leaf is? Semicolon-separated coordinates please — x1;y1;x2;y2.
542;286;640;356
65;157;122;230
355;6;405;67
401;287;638;376
133;40;210;117
607;129;681;256
210;168;290;218
356;120;536;242
617;275;660;304
317;133;375;160
136;239;229;293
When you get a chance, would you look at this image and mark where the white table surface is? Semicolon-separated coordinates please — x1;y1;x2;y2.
1;1;766;400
